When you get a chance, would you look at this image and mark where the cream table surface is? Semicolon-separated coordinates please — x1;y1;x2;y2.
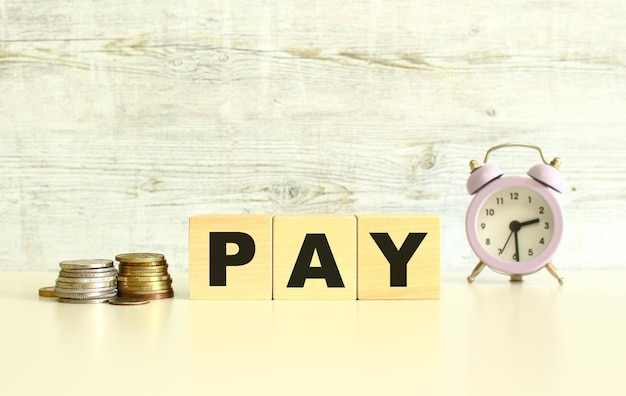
1;270;624;396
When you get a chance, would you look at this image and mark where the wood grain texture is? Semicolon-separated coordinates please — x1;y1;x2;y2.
1;0;625;273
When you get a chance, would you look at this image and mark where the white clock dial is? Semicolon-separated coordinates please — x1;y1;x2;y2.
475;186;554;263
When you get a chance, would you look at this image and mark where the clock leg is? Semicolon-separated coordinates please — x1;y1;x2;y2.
467;262;486;283
544;262;564;285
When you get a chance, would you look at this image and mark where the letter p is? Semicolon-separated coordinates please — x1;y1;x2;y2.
209;232;256;286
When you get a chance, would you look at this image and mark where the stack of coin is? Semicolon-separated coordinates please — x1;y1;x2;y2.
55;259;118;303
115;253;174;300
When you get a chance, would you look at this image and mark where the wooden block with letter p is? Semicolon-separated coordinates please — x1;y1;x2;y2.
189;215;273;300
357;214;440;300
273;215;356;300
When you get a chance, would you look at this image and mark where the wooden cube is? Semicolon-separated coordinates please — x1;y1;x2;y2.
189;215;273;300
272;215;356;300
357;214;440;300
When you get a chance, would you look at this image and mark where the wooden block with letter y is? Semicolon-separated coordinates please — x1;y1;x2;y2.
189;214;273;300
357;214;440;300
273;215;356;300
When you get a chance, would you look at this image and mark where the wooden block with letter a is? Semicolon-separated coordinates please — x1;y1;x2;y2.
189;215;273;300
272;215;356;300
356;214;440;300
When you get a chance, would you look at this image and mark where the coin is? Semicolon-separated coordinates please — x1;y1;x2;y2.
118;289;174;300
114;252;174;300
115;253;165;264
117;274;171;283
57;275;117;284
117;260;166;267
59;259;113;270
117;279;171;288
39;286;56;297
60;266;117;273
58;269;117;278
118;288;172;296
54;289;117;299
108;297;150;306
117;265;168;275
56;280;117;289
58;297;111;304
55;285;116;294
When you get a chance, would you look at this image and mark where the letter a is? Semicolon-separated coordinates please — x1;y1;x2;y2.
287;234;345;288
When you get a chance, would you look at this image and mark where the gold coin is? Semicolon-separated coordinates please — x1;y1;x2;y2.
118;289;174;300
118;283;172;293
115;253;165;264
117;260;166;267
117;274;171;283
117;265;168;275
117;278;171;286
39;286;56;297
108;297;150;306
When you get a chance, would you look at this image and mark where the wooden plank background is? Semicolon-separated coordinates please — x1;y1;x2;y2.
1;0;624;273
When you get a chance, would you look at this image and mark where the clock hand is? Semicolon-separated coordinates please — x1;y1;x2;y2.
499;219;525;256
514;230;520;262
499;230;514;256
506;219;537;262
518;218;540;228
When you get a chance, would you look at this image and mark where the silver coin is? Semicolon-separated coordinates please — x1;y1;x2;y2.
58;297;111;304
61;265;116;272
59;259;113;270
55;286;116;294
57;275;117;284
55;280;117;289
54;289;118;299
58;269;117;278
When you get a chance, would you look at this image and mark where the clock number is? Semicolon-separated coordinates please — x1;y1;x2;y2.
510;192;519;200
486;238;491;245
496;197;504;205
528;249;534;257
528;196;532;204
485;209;495;216
513;253;518;261
540;238;545;245
480;223;486;230
544;222;550;229
539;206;544;214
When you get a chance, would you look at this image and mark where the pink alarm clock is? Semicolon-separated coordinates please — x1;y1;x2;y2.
465;143;565;284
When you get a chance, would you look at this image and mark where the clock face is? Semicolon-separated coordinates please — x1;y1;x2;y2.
466;176;564;275
476;186;554;263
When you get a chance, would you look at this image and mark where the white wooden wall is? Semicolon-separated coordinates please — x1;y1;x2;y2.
1;0;625;273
